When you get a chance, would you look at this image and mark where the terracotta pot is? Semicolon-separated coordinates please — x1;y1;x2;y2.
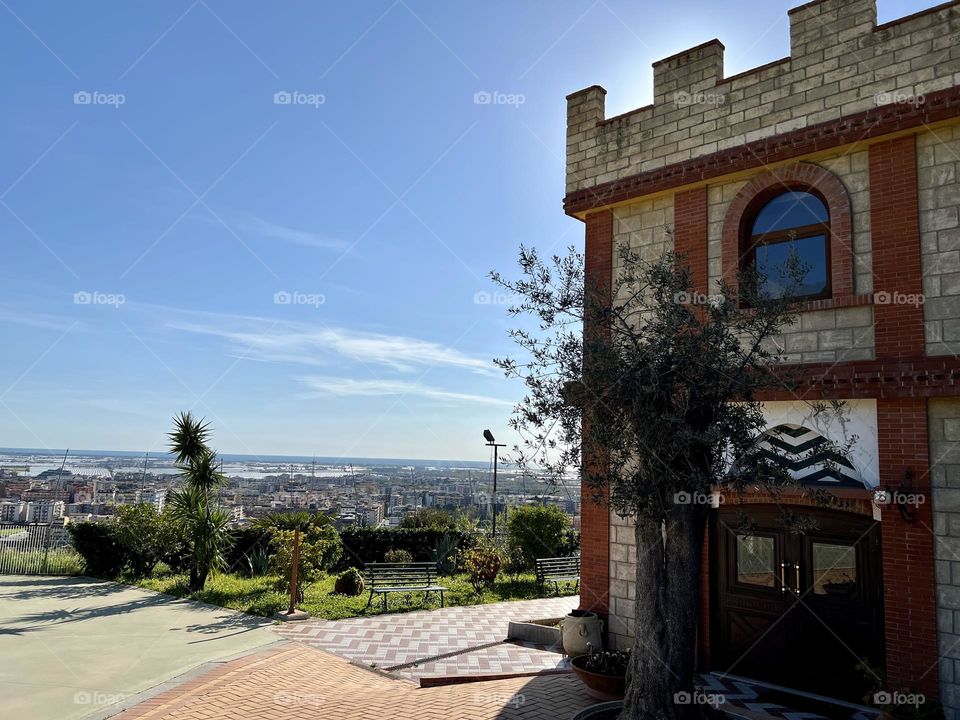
570;655;626;701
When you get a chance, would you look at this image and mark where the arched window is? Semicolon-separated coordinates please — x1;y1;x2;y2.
744;190;830;301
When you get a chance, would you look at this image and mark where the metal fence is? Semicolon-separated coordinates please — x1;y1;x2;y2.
0;523;82;575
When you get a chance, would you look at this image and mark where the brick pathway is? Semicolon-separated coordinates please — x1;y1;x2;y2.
112;642;595;720
274;595;578;680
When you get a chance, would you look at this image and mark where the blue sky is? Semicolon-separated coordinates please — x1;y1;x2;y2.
0;0;932;461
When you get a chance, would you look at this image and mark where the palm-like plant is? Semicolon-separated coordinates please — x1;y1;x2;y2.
166;412;232;591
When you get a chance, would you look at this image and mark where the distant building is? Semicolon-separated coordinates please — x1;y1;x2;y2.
24;500;64;523
0;501;24;523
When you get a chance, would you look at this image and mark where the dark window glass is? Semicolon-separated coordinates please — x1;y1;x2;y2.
812;542;857;596
752;191;828;234
755;235;828;298
747;190;830;301
736;535;776;588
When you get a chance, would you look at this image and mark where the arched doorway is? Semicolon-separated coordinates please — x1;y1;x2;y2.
709;424;885;700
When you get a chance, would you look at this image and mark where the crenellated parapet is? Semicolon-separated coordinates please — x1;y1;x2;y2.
565;0;960;201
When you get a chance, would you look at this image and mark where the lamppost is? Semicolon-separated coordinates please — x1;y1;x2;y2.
483;429;506;538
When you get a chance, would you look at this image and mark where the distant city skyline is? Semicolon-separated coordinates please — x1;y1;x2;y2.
0;1;932;459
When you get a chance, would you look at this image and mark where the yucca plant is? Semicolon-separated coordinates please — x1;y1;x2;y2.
166;412;232;591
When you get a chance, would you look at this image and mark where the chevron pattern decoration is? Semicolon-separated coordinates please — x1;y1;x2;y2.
754;424;865;488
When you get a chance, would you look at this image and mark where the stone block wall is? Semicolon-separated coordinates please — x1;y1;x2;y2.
930;399;960;715
566;0;960;195
608;510;636;651
920;126;960;355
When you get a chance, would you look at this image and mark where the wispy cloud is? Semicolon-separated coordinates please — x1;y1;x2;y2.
297;375;513;407
0;305;73;331
161;308;494;375
210;214;351;252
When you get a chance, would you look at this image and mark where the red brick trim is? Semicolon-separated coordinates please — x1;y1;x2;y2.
868;136;925;360
720;162;854;299
675;187;709;294
876;398;938;695
755;356;960;401
563;84;960;216
698;529;711;669
581;209;613;618
718;488;875;517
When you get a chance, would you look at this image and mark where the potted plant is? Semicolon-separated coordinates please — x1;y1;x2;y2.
858;659;942;720
570;644;630;701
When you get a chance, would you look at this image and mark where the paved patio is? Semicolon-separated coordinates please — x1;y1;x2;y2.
273;594;578;680
0;576;278;720
112;641;595;720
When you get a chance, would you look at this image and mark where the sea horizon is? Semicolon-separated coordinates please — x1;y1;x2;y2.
0;447;498;470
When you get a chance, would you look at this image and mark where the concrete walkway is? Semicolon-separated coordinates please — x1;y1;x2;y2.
0;576;278;720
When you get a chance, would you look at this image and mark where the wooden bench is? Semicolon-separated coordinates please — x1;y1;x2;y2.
536;555;580;595
364;562;445;610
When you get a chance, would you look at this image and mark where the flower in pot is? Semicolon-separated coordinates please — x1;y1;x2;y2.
570;644;630;701
857;659;941;720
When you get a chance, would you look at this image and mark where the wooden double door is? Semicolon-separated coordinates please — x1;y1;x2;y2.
711;505;884;700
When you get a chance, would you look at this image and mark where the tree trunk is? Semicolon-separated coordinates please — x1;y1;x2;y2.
621;505;707;720
189;564;209;592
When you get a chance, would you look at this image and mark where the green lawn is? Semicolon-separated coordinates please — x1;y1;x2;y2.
134;568;575;619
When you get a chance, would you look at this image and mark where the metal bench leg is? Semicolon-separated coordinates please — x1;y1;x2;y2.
366;590;374;609
440;591;444;608
383;592;388;612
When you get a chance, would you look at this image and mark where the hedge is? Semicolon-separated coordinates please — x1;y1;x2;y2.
337;527;474;570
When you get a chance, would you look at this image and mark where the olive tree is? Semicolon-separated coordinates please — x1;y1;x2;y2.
491;242;825;720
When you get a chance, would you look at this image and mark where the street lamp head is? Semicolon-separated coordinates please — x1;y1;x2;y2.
483;429;495;444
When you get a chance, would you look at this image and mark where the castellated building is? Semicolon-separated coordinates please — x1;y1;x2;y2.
566;0;960;712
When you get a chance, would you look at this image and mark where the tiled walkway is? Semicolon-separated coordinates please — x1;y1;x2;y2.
273;595;578;680
112;642;594;720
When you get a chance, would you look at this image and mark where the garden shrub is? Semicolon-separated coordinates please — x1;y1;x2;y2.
69;504;192;579
67;522;127;577
383;548;413;563
270;521;341;602
399;507;455;530
113;503;182;579
460;536;502;592
505;504;571;568
558;527;581;557
224;526;272;575
337;527;472;569
333;567;365;596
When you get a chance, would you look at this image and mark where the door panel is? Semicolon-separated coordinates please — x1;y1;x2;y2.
712;505;883;700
